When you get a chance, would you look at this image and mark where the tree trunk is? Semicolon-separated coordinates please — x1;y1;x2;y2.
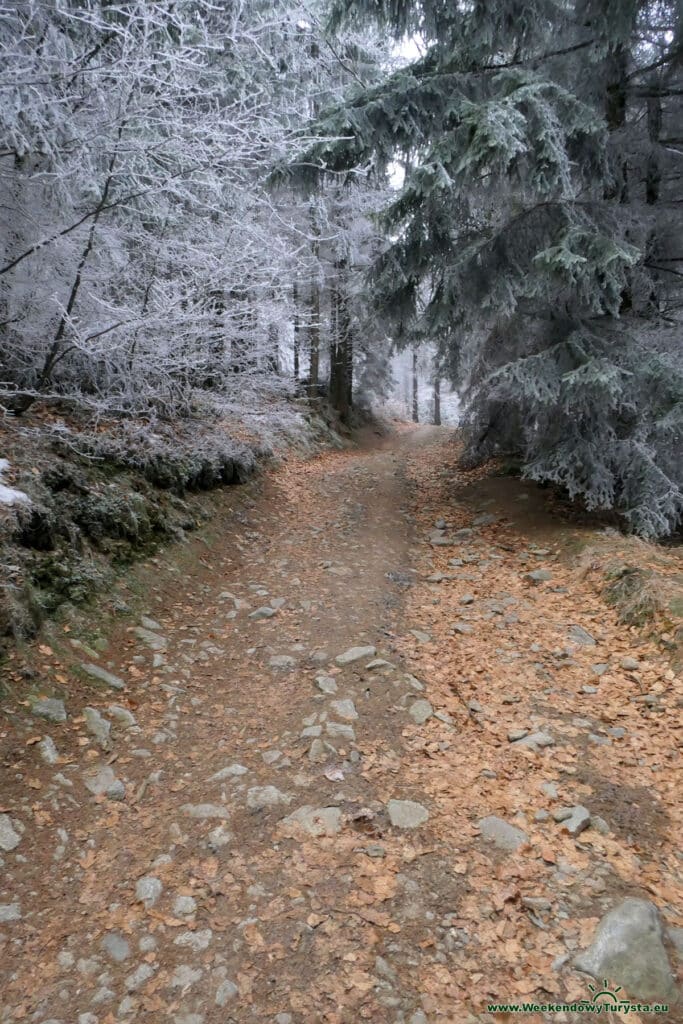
433;375;441;425
292;279;300;381
330;257;352;420
308;205;320;398
412;348;419;423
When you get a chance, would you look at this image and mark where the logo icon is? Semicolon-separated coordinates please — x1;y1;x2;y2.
587;980;623;1006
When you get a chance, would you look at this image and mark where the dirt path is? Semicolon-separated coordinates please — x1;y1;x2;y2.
0;427;680;1024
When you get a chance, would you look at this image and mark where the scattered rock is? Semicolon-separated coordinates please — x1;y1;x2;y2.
0;903;21;922
478;816;528;851
335;645;376;665
208;763;248;781
541;781;559;799
83;765;125;801
316;675;338;694
180;803;230;820
574;898;677;1003
330;698;358;721
555;805;591;836
508;728;528;742
246;786;291;810
125;962;156;991
269;655;295;670
83;707;112;749
135;876;163;907
215;979;239;1006
525;570;552;584
512;730;554;751
250;606;277;619
38;735;60;765
174;928;212;952
567;625;596;646
101;932;131;962
408;699;433;725
409;629;432;643
326;721;355;741
591;663;609;676
621;656;640;671
134;627;167;651
308;739;333;762
80;662;125;691
171;964;203;988
387;799;429;829
173;895;197;917
281;805;343;837
30;697;67;723
107;705;137;727
451;621;473;635
141;615;162;630
0;814;21;852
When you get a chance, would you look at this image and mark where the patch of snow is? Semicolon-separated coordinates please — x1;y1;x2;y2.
0;460;30;506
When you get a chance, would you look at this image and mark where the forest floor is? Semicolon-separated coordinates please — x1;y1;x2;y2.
0;424;681;1024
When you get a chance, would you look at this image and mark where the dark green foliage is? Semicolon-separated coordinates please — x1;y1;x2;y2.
295;0;683;537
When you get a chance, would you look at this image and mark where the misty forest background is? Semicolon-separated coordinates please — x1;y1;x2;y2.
1;0;682;539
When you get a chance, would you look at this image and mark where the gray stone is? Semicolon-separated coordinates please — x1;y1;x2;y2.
460;594;475;604
180;803;230;819
215;979;239;1006
409;1011;428;1024
174;928;212;952
173;895;197;917
326;721;355;741
269;655;295;670
621;656;640;671
208;763;248;781
308;739;333;762
335;645;376;665
83;765;125;801
83;707;111;749
125;963;155;991
473;513;496;527
141;616;162;631
101;932;131;963
541;782;558;799
250;606;277;619
574;899;677;1003
80;662;125;691
134;627;167;651
582;685;599;694
274;1015;293;1024
512;730;554;751
592;663;609;676
261;749;282;764
0;814;21;852
567;625;596;646
508;728;528;742
525;570;552;583
366;658;394;670
107;705;137;727
246;786;291;809
315;675;338;694
478;816;528;851
409;629;432;643
556;805;591;836
408;699;433;725
39;736;60;765
282;805;343;837
135;876;163;907
387;799;429;829
0;903;21;922
330;699;358;721
534;809;549;822
552;807;574;822
174;1014;204;1024
30;697;67;723
170;964;203;988
451;621;473;635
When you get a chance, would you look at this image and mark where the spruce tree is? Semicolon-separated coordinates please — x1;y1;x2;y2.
290;0;683;538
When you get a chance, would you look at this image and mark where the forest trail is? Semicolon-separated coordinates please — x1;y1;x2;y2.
1;426;681;1024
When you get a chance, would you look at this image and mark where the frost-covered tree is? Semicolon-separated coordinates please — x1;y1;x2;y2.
0;1;392;424
292;0;683;537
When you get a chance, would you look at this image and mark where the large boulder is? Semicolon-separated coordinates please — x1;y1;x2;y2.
574;898;678;1004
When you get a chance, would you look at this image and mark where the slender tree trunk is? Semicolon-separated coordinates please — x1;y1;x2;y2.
308;205;320;398
292;279;300;382
412;348;419;423
433;375;441;425
329;256;352;420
